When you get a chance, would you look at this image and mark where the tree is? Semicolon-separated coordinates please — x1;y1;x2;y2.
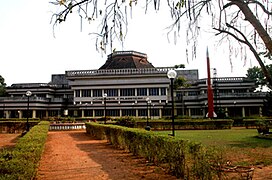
174;77;187;90
263;91;272;117
0;75;6;97
246;65;272;90
50;1;272;88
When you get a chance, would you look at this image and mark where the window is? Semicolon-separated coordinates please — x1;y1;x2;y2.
120;88;135;96
188;91;198;96
220;89;232;94
150;109;159;117
190;108;202;116
75;90;80;97
138;109;147;116
176;92;184;97
122;109;136;116
107;109;120;116
82;89;91;97
95;109;103;116
234;89;247;93
137;88;147;96
84;110;93;117
161;88;166;95
149;88;159;96
93;89;102;97
105;89;118;96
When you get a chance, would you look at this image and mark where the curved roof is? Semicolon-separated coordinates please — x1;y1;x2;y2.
99;51;154;69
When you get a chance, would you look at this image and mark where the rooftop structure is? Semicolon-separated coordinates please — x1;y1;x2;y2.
99;51;154;69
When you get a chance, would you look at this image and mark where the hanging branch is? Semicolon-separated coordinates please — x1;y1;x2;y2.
214;23;272;89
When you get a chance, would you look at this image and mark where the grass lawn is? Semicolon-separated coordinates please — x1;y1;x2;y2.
155;128;272;166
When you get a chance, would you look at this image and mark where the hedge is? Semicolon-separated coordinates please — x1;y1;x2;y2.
135;119;234;130
243;119;272;129
0;121;40;133
85;122;223;179
0;118;40;122
0;121;50;180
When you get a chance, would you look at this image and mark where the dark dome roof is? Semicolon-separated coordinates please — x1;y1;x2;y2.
99;51;154;69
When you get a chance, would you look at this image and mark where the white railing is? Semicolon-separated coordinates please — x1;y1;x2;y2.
49;123;86;131
66;67;176;77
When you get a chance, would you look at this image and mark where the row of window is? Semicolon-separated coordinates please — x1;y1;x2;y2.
176;89;250;97
76;88;167;97
84;109;160;117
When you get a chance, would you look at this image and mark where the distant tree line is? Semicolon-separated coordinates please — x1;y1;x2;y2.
0;75;6;97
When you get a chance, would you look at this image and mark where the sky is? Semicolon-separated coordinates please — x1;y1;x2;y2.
0;1;259;86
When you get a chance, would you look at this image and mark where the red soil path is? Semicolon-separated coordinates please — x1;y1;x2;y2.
35;131;178;180
0;133;20;150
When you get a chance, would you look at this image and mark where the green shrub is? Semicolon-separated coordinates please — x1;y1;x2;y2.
115;116;136;127
0;121;49;180
135;119;233;130
85;122;222;179
0;118;40;122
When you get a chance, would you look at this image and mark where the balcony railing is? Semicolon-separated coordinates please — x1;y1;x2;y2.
66;67;178;77
108;51;147;58
181;92;266;101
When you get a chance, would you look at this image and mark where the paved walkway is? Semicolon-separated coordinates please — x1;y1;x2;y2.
36;130;177;180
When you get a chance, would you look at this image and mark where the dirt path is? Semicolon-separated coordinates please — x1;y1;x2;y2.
0;133;20;150
36;131;178;180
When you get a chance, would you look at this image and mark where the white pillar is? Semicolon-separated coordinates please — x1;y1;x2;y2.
32;110;36;118
159;108;162;118
259;106;262;117
45;110;49;118
82;110;84;118
18;110;23;119
242;107;245;117
136;109;138;117
188;108;191;117
225;107;228;117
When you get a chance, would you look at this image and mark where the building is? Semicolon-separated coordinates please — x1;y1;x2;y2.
0;51;266;119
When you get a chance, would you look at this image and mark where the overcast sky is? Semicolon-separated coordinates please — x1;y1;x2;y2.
0;1;258;86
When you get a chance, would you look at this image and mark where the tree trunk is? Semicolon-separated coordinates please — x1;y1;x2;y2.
231;0;272;88
232;0;272;54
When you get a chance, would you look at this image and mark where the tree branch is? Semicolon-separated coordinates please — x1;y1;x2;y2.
230;0;272;55
248;0;272;15
214;23;272;89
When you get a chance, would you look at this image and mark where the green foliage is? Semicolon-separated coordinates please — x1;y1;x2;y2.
243;119;272;129
134;119;234;130
174;64;185;69
0;118;40;122
0;121;49;179
263;91;272;116
246;65;272;88
0;75;6;97
85;122;222;179
115;116;136;127
173;77;187;89
158;128;272;169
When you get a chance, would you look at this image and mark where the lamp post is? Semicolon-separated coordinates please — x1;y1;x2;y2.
3;103;5;118
152;104;155;120
132;103;135;116
26;90;32;131
167;69;177;136
233;101;236;118
145;97;151;131
103;93;107;124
